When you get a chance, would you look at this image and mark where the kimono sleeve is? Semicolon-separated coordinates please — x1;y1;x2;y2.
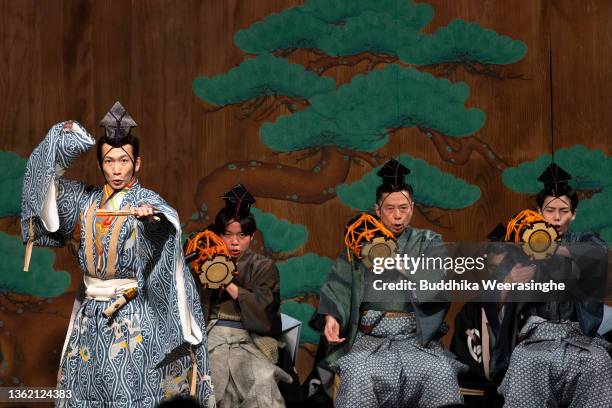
310;254;353;333
21;121;95;247
570;233;608;336
236;258;282;337
412;230;451;345
414;231;448;302
135;192;206;368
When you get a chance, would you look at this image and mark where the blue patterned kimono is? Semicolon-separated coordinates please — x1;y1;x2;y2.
21;122;215;407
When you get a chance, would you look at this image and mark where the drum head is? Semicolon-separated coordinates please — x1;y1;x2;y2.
362;237;398;269
521;221;559;260
198;255;237;289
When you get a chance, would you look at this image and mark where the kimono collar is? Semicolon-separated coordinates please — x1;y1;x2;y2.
101;178;139;208
560;230;579;244
396;226;413;249
235;248;254;266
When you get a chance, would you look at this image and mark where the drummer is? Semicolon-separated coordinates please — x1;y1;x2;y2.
310;159;464;407
197;184;291;408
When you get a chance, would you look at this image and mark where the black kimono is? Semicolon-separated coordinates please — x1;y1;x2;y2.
492;232;612;407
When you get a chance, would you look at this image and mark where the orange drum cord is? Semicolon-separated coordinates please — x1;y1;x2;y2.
184;230;230;269
344;213;395;263
505;209;547;243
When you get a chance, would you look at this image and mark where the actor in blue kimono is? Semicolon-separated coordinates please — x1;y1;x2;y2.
310;159;464;408
492;163;612;407
21;102;215;407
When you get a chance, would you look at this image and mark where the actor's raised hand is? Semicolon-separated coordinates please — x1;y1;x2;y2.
324;315;346;345
63;120;75;131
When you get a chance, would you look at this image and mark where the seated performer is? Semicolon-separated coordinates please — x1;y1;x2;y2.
20;103;214;407
310;159;465;408
196;184;291;408
449;225;507;406
492;163;612;407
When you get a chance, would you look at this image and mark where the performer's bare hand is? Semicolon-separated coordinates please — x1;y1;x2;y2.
224;282;239;300
131;204;155;219
505;263;536;284
63;120;75;131
324;315;345;344
486;252;506;268
555;245;571;258
500;263;536;302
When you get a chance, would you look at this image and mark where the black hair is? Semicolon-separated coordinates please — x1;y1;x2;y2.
96;134;140;165
536;185;579;212
212;207;257;236
375;182;414;204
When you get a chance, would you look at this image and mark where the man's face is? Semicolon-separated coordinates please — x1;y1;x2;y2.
375;191;414;236
221;220;252;259
100;144;140;191
539;195;575;236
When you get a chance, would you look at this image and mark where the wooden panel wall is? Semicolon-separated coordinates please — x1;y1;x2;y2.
0;0;609;389
1;1;609;245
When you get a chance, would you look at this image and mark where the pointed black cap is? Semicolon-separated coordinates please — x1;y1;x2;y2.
537;162;571;194
486;223;507;242
99;101;137;146
222;184;256;220
377;159;410;188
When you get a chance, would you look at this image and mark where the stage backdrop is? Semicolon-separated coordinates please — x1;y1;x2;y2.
0;0;610;391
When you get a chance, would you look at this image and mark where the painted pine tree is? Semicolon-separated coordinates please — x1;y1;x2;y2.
503;146;612;241
191;0;527;343
0;151;71;299
192;0;526;221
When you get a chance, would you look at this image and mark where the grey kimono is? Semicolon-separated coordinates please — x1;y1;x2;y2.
311;227;464;408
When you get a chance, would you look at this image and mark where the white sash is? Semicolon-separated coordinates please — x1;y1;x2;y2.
83;275;137;301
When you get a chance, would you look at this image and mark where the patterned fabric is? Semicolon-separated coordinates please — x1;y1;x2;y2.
21;121;94;247
93;182;134;258
21;122;214;407
208;325;291;408
496;231;611;407
499;316;612;407
251;333;279;364
331;311;464;408
313;227;451;367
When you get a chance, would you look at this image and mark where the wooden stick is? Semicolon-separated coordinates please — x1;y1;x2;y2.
96;210;161;221
189;346;198;396
23;219;34;272
23;240;33;272
460;387;485;396
96;210;132;216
